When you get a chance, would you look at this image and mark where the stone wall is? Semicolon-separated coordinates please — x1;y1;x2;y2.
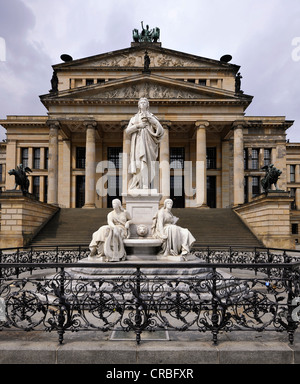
234;191;294;249
0;191;59;248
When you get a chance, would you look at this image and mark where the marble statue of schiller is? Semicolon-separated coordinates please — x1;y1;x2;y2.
125;97;164;190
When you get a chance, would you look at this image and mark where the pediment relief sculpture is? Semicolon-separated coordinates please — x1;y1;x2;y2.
85;82;219;100
72;50;217;69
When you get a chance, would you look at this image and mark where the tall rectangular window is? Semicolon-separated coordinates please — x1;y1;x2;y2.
207;147;216;169
244;149;249;170
170;147;185;169
290;165;296;183
290;188;296;210
33;148;40;169
44;176;48;203
33;176;40;200
252;176;260;196
44;148;49;170
264;149;271;167
292;223;298;235
252;148;259;170
76;147;86;169
244;176;249;203
22;148;29;168
107;147;122;169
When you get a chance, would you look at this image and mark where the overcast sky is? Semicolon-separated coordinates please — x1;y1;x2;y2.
0;0;300;142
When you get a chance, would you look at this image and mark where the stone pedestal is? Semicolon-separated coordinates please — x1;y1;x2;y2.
234;191;294;249
0;190;58;248
122;189;162;238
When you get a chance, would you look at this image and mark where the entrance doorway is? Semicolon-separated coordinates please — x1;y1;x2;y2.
207;176;216;208
107;175;122;208
170;175;185;208
76;176;85;208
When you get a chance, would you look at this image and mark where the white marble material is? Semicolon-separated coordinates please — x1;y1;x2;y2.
89;199;132;262
125;97;164;190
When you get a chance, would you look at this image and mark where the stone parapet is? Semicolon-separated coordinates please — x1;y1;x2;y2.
0;191;59;248
234;191;294;249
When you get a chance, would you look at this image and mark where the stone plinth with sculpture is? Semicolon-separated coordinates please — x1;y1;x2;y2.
88;97;196;262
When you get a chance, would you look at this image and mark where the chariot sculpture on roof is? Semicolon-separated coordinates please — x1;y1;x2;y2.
133;22;160;43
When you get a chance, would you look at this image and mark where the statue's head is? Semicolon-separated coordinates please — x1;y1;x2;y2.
138;97;149;112
112;199;123;210
164;199;173;209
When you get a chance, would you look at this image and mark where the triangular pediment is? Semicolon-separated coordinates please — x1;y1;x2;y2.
53;44;239;72
41;74;251;104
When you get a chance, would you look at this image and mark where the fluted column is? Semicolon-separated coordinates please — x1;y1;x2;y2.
122;121;130;202
83;121;97;209
47;120;60;205
160;123;171;202
195;121;209;207
233;121;245;206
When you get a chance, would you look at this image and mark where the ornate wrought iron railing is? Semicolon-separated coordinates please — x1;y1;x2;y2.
0;245;300;345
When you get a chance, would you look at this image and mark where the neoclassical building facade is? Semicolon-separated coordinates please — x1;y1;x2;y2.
0;36;299;242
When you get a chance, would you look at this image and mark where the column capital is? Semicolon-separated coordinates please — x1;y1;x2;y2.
195;121;209;129
83;120;98;129
46;120;60;128
232;120;246;129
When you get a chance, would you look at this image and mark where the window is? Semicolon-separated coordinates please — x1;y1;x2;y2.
252;176;260;196
198;79;206;86
244;149;249;170
44;148;49;170
290;188;296;210
107;147;122;169
292;224;299;235
22;148;29;168
264;149;271;167
97;79;105;84
207;147;216;169
290;165;296;183
86;79;94;86
170;147;185;169
33;176;40;200
44;176;48;203
244;176;249;203
252;149;259;170
76;147;86;169
33;148;40;169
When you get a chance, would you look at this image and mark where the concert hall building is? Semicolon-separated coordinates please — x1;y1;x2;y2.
0;29;299;248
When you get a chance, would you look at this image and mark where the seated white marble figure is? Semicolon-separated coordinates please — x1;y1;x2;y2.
89;199;132;262
152;199;195;258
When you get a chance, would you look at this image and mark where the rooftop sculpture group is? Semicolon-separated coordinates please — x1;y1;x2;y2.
133;22;160;43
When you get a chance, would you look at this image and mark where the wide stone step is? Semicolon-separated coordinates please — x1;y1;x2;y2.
29;208;263;248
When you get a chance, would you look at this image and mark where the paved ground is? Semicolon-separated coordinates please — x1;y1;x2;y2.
0;327;299;364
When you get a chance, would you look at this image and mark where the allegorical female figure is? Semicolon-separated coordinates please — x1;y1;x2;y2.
152;199;196;258
125;97;164;190
89;199;132;262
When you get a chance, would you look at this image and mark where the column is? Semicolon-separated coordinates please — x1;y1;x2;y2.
47;120;60;205
195;121;209;207
83;121;97;209
233;122;245;206
160;123;171;203
122;121;130;202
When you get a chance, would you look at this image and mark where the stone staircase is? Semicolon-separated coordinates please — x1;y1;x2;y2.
29;208;263;248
